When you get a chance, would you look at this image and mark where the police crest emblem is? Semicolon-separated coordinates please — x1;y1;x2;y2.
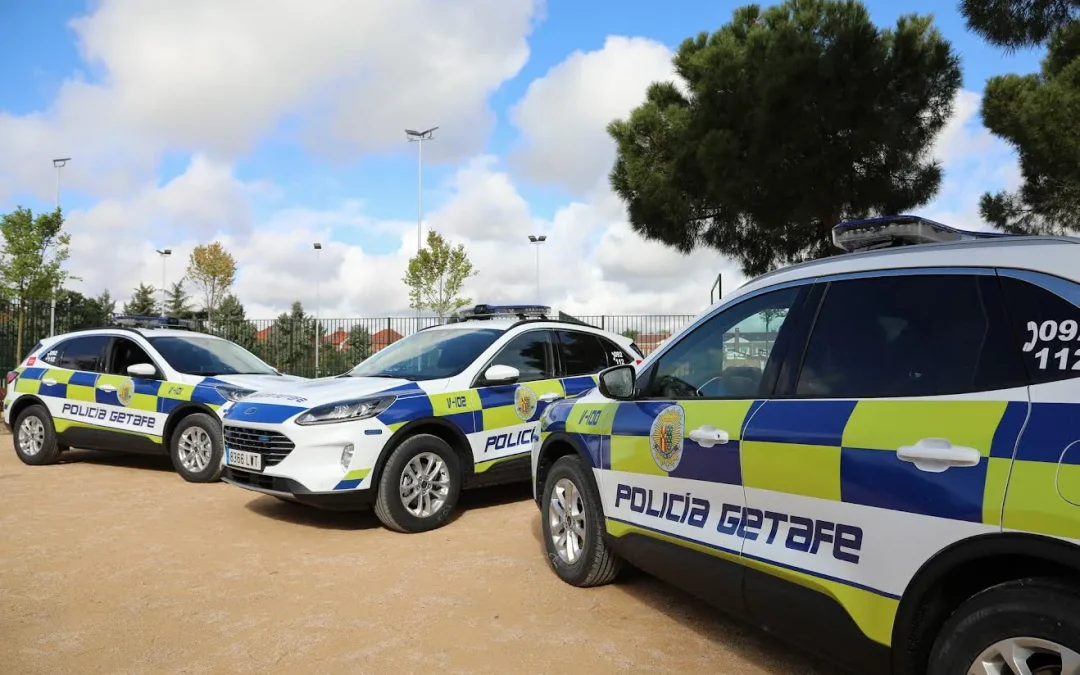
514;385;538;422
650;405;685;472
117;379;135;407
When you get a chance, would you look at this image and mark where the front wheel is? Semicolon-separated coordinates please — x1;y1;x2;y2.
373;434;462;533
928;578;1080;675
169;413;224;483
540;454;622;587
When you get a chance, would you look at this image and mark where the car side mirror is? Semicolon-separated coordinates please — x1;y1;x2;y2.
127;363;158;379
483;364;520;385
597;365;636;400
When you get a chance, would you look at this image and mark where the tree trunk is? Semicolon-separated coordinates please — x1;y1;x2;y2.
15;299;25;365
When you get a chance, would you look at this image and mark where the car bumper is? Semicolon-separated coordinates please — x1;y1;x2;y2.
222;467;377;511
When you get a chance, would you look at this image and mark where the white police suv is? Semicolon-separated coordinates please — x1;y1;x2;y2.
4;315;305;482
219;305;642;533
532;216;1080;675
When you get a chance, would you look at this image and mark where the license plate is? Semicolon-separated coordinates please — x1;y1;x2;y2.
227;448;262;471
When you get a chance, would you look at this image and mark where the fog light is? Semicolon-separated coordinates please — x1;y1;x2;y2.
340;443;355;471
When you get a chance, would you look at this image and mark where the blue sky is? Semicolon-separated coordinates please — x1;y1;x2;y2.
0;0;1046;317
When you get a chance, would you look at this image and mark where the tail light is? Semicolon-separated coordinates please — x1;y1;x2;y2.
5;371;17;385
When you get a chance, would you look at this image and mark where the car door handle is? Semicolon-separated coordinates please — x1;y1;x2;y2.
539;393;563;402
41;378;57;386
97;384;116;392
896;438;981;473
689;426;729;447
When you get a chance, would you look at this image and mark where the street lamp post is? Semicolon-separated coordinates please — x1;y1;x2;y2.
50;157;71;336
156;249;172;316
406;127;437;321
527;235;547;303
313;242;322;378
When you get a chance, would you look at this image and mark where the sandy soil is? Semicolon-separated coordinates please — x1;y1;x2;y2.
0;435;841;675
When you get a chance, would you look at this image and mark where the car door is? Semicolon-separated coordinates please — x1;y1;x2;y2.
40;335;116;448
98;336;170;449
472;329;561;478
599;283;815;613
739;270;1030;672
554;329;620;397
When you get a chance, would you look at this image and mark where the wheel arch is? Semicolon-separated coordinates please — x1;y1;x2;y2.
162;402;221;446
534;431;595;506
8;394;51;426
891;531;1080;675
373;416;474;488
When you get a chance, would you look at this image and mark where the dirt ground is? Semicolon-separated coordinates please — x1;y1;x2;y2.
0;434;841;675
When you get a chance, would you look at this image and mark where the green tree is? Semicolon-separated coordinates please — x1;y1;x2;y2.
973;21;1080;235
264;301;318;376
187;242;237;323
123;283;159;316
344;325;372;363
607;0;962;277
58;290;116;332
165;280;195;319
213;293;258;350
960;0;1079;49
621;329;640;340
403;229;477;320
0;207;74;362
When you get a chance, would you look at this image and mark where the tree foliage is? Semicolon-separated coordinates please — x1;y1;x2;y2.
213;293;258;351
403;230;477;320
960;0;1079;49
264;301;318;376
973;18;1080;234
123;283;159;316
186;242;237;322
165;280;195;319
0;207;74;361
607;0;962;276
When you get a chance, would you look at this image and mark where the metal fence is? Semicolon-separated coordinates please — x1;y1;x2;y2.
0;300;695;379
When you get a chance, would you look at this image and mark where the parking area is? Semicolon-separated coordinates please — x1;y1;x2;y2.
0;435;839;675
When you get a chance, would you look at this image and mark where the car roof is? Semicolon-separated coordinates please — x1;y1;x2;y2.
46;327;224;341
423;317;631;342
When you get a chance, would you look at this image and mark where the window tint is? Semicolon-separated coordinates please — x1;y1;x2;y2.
999;275;1080;384
40;343;62;366
795;274;1026;399
557;331;610;376
489;330;554;382
597;336;633;366
643;286;800;399
109;338;155;376
57;336;110;373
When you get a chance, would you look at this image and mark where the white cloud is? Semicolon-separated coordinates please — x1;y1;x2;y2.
509;35;678;195
0;0;541;204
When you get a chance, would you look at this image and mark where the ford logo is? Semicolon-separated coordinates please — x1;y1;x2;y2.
243;406;257;415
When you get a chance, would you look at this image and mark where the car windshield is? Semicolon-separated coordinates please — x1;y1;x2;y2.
348;327;503;380
147;335;278;376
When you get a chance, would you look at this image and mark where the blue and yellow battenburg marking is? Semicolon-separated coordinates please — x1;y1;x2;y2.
9;366;228;441
221;376;602;491
540;395;1076;646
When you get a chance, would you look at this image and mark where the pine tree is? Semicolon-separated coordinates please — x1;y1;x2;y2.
123;283;158;316
165;281;194;319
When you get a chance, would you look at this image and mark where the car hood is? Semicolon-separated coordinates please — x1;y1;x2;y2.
209;373;307;392
222;376;440;423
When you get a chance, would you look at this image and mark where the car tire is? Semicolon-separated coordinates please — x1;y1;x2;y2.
169;413;224;483
13;404;62;465
927;577;1080;675
373;434;462;533
540;454;622;587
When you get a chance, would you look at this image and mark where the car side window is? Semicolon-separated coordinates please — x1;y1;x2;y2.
596;336;632;366
642;286;801;399
57;336;110;373
999;274;1080;383
489;330;555;383
795;274;1026;399
40;343;63;366
108;337;156;376
556;330;610;376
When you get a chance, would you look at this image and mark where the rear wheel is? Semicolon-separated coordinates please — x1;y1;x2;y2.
169;413;224;483
13;404;61;465
928;578;1080;675
373;434;461;533
540;454;622;587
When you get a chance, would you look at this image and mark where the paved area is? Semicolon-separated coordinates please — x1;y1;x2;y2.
0;435;840;674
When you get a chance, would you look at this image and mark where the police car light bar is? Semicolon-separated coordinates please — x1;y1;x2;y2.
832;215;1016;253
450;304;552;322
111;314;196;330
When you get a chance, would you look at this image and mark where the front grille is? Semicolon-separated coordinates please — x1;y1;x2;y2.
223;426;296;468
227;467;284;491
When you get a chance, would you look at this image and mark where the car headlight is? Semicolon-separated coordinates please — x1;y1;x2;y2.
215;385;257;402
295;396;397;426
